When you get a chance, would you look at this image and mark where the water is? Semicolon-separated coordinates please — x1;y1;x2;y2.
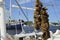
6;26;60;35
49;26;60;32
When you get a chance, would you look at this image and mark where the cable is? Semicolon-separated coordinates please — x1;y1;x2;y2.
15;0;29;21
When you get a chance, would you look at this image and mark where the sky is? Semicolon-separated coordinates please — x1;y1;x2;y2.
5;0;60;22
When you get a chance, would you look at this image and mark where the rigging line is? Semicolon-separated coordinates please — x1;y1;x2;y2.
18;10;23;20
15;0;29;21
24;0;30;21
14;11;18;34
42;0;54;21
51;0;57;21
52;1;60;20
9;0;12;22
8;0;12;25
24;0;28;18
12;10;18;34
19;10;21;19
50;0;59;22
15;20;18;34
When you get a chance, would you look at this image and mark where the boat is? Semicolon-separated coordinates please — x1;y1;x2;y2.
0;0;60;40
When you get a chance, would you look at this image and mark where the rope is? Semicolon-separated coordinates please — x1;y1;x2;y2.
15;0;29;21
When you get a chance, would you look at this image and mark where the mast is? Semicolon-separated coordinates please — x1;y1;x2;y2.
0;0;6;40
8;0;11;25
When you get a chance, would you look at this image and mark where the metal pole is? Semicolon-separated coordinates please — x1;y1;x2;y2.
10;0;11;19
0;0;6;40
9;0;11;25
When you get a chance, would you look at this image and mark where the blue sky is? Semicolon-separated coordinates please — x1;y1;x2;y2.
5;0;60;22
